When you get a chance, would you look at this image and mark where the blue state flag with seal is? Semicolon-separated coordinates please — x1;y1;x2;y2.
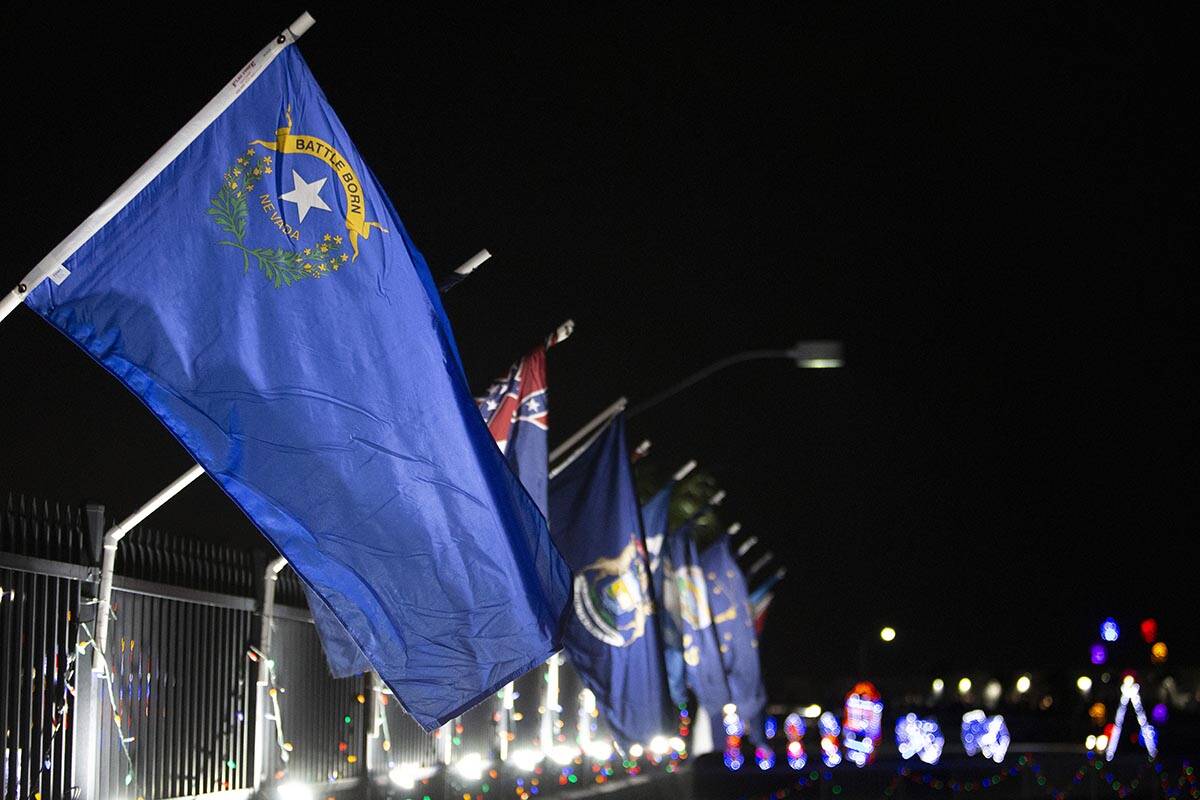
699;537;768;745
662;511;733;721
22;42;571;730
547;412;671;747
641;482;688;707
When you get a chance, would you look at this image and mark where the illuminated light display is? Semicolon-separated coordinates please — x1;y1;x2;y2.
755;745;775;770
894;714;944;765
1104;680;1157;761
764;716;777;739
961;711;1010;763
1089;644;1107;665
1100;617;1120;643
1151;642;1168;663
842;682;883;768
723;704;744;771
784;713;806;770
1139;618;1158;644
1015;675;1031;694
818;711;841;768
1151;703;1168;725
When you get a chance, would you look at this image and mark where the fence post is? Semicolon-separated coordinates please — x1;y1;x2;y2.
72;503;106;800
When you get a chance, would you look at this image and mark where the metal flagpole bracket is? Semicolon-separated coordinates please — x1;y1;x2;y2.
735;535;759;557
92;464;206;671
1;13;317;327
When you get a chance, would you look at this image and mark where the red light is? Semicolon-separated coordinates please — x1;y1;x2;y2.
1140;618;1157;644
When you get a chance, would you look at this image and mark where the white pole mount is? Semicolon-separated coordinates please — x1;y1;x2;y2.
92;464;206;670
455;249;492;276
672;460;698;482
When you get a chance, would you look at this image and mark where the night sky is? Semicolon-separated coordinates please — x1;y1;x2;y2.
3;5;1195;702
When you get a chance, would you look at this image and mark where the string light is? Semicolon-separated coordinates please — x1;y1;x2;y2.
1100;618;1120;642
818;711;841;768
1105;680;1157;761
784;713;807;770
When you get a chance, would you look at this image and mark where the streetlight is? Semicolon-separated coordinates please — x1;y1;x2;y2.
627;340;844;419
858;625;895;674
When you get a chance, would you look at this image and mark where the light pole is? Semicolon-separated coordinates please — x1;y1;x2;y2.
626;340;844;420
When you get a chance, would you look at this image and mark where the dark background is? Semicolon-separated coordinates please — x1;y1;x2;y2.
3;5;1196;701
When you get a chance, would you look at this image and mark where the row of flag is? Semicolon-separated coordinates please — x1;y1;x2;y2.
7;17;775;747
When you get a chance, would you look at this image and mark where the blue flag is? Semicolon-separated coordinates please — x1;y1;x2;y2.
24;43;571;730
312;339;558;678
641;483;687;706
662;511;733;721
700;537;768;745
547;413;671;746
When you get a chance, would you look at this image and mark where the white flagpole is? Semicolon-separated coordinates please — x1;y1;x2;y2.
672;459;698;482
92;463;207;668
0;12;316;326
547;396;627;466
748;551;775;578
726;521;742;536
455;249;492;277
736;536;759;557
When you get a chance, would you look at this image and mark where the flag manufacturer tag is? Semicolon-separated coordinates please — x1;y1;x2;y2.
48;265;71;285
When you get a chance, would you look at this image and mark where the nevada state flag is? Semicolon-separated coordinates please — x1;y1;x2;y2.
23;42;571;730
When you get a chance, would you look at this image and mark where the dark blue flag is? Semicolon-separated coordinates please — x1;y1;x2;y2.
700;537;768;745
662;511;733;722
24;43;571;730
548;413;671;747
641;483;688;706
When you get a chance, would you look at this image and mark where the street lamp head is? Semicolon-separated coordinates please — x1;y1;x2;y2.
789;340;844;369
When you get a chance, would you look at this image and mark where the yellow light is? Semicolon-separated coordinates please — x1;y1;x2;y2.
1015;675;1031;694
879;627;896;643
957;677;972;694
1076;675;1093;693
1088;703;1106;723
1085;735;1097;750
1151;642;1167;663
1095;734;1109;751
931;678;945;694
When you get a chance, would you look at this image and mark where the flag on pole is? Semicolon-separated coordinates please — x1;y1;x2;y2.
662;510;733;724
548;413;671;746
641;482;688;706
700;537;768;745
22;42;570;730
477;340;555;516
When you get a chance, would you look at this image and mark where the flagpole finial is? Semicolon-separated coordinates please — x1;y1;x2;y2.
727;522;741;536
710;490;727;506
672;460;698;482
288;12;316;40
